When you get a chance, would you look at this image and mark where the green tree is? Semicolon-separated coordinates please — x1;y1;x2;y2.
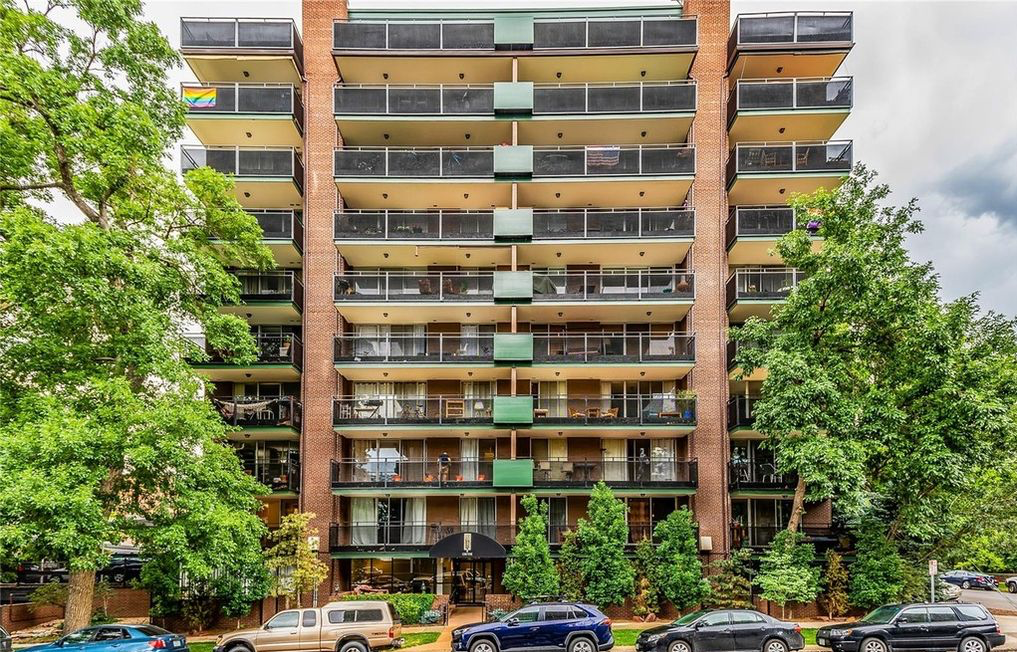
576;482;634;608
503;495;559;601
265;512;330;609
557;528;584;602
650;508;708;610
754;531;821;619
705;548;754;610
849;521;904;609
632;537;660;618
0;0;273;631
732;167;1017;542
820;550;850;619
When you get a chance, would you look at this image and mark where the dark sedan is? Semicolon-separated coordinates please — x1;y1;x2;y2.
816;603;1005;652
941;571;997;591
635;609;804;652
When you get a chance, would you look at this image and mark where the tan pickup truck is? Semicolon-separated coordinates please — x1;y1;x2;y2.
213;601;403;652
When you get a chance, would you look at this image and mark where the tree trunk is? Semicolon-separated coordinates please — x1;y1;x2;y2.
64;569;96;633
786;476;807;532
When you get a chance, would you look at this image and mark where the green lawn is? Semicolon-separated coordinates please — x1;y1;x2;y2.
189;644;213;652
186;632;440;652
612;628;818;648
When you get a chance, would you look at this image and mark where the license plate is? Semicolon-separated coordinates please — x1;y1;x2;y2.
173;641;181;648
817;638;826;645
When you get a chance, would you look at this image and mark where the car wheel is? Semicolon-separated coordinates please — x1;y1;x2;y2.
669;640;692;652
227;645;253;652
960;637;986;652
339;641;368;652
764;639;788;652
568;637;595;652
962;581;971;589
1008;582;1017;594
469;639;496;652
861;638;888;652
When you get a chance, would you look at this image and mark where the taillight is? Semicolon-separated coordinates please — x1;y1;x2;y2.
148;640;166;649
602;618;612;627
794;626;802;633
388;628;395;639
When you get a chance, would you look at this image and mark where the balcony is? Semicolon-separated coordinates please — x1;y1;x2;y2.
729;461;796;492
726;268;803;320
335;210;494;241
726;140;852;205
191;333;302;381
213;395;302;434
726;206;821;265
530;332;694;381
534;457;697;489
331;458;497;490
728;12;853;79
549;522;670;546
223;270;303;325
528;269;694;323
181;146;304;208
728;396;760;434
333;396;496;430
182;83;303;147
727;77;852;143
532;394;696;431
731;524;836;549
727;339;766;382
329;522;515;552
243;459;300;494
180;18;303;84
334;270;506;324
334;333;500;381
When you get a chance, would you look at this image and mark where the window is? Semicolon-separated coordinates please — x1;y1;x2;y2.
927;607;956;623
327;610;350;624
954;605;989;622
302;611;317;627
356;609;385;623
898;609;929;624
543;608;574;622
700;612;731;627
730;612;765;625
267;611;300;629
61;629;97;645
134;627;171;637
95;628;130;641
511;608;541;623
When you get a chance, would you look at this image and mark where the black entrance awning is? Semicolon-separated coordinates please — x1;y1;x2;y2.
429;531;506;559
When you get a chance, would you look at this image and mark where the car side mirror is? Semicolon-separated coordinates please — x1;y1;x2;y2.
896;618;908;625
507;618;519;626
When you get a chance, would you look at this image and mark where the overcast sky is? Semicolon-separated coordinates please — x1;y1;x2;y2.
149;0;1017;316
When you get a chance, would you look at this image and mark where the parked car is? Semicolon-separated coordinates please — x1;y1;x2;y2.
941;570;998;591
24;625;187;652
635;609;804;652
14;560;67;584
937;578;962;602
1005;576;1017;593
452;602;613;652
816;603;1005;652
1;626;11;652
97;554;144;586
214;601;402;652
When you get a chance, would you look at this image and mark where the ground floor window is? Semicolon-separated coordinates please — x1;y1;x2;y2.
731;498;792;547
336;558;505;604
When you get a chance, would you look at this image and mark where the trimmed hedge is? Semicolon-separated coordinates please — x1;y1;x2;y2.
336;593;436;625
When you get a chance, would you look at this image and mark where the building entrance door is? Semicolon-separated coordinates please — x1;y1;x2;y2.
450;559;490;605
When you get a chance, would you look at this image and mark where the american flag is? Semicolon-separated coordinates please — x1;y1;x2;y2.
587;146;621;167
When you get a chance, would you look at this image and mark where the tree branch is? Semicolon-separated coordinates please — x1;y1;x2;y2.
0;182;62;191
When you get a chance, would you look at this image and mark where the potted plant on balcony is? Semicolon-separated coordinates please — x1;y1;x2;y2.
675;389;696;421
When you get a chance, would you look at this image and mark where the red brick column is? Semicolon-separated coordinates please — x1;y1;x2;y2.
684;0;731;555
301;0;346;598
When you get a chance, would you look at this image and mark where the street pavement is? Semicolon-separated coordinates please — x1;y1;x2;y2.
959;588;1017;615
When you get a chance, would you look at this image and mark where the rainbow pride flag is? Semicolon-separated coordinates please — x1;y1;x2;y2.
183;86;217;108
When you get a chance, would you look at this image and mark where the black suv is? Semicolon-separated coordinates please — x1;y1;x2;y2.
817;603;1005;652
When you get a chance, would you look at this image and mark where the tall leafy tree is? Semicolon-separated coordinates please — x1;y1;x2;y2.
503;495;559;601
0;0;274;631
577;482;634;608
732;167;1017;538
557;528;584;602
753;531;821;619
648;508;708;610
264;512;330;609
848;520;904;609
705;548;754;610
820;550;849;619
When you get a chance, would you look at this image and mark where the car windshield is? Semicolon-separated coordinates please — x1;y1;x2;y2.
860;606;901;624
674;610;708;625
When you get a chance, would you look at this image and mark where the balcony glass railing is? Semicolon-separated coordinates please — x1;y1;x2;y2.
214;395;302;429
242;459;300;492
181;18;301;50
533;81;696;114
728;396;760;430
232;270;304;306
725;206;823;248
334;147;494;178
331;458;495;487
733;12;852;46
549;522;661;545
335;271;494;302
181;146;304;191
333;19;495;51
533;208;694;239
334;84;494;115
532;269;694;301
729;460;795;490
198;333;302;366
249;210;303;242
533;145;695;177
334;334;495;363
181;83;301;115
730;141;852;175
533;332;694;363
726;268;802;304
534;457;697;487
733;77;852;111
532;394;696;425
333;396;495;425
533;16;697;49
334;210;494;240
329;523;513;549
730;524;834;548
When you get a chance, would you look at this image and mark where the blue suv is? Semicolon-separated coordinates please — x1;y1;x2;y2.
452;603;613;652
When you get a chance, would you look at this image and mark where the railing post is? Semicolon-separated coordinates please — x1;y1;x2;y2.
384;210;389;237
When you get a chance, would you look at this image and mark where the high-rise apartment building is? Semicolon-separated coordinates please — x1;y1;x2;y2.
178;2;853;605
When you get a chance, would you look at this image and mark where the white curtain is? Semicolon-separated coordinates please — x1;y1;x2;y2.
354;324;388;358
459;497;478;527
538;381;566;417
394;382;426;419
464;381;493;418
353;381;394;418
460;323;479;356
351;498;377;545
460;437;479;481
651;439;676;481
402;498;426;544
602;439;627;481
477;497;496;539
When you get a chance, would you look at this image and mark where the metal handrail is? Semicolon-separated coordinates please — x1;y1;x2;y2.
533;15;698;49
532;332;695;362
181;145;299;177
180;17;299;49
734;12;853;47
732;140;853;173
734;77;852;111
334;333;495;363
532;268;695;301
